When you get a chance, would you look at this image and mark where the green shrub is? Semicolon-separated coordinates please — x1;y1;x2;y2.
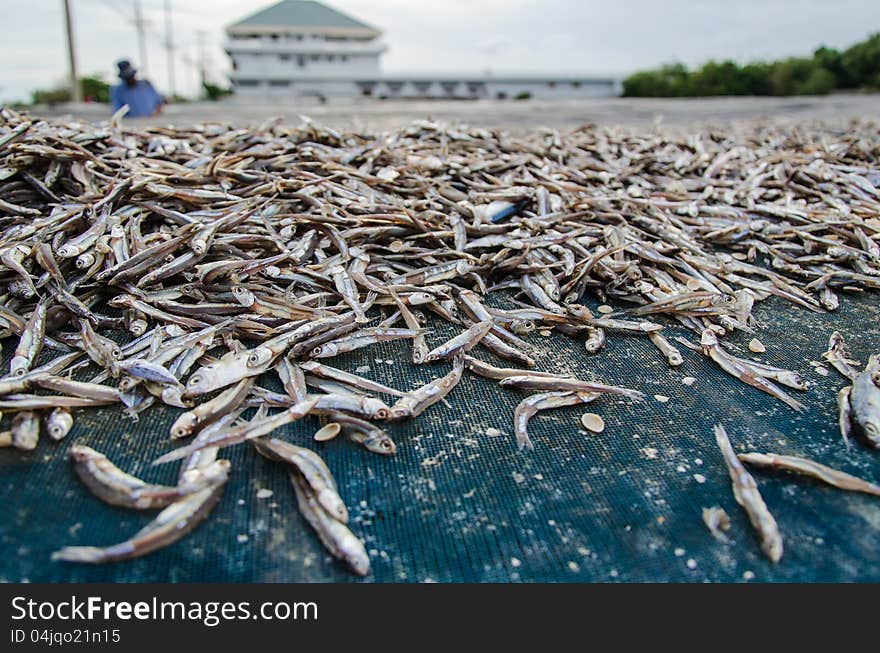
622;32;880;97
31;74;110;105
203;82;233;102
80;76;110;103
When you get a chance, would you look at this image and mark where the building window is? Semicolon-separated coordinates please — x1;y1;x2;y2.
328;55;335;62
270;34;278;41
232;59;238;70
269;80;289;87
572;81;581;88
237;80;259;87
298;56;305;67
280;54;291;61
310;55;319;61
341;55;348;62
547;81;557;88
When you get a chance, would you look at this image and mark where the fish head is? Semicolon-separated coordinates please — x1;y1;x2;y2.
246;346;273;369
862;418;880;446
312;343;335;358
345;550;371;577
365;434;397;455
364;398;391;420
69;444;99;463
47;422;69;440
75;253;95;269
161;385;189;409
389;406;410;421
780;372;807;391
55;244;77;258
407;293;433;306
185;368;216;397
170;412;197;439
231;285;255;307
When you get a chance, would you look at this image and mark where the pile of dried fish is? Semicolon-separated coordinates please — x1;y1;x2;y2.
1;106;879;575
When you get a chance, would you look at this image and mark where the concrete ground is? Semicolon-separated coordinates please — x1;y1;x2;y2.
30;92;880;132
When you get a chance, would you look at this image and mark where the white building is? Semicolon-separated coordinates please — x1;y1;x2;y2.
225;1;619;100
226;0;386;98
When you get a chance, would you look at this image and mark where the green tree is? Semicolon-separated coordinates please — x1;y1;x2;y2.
621;32;880;97
31;74;111;105
80;76;110;103
841;33;880;90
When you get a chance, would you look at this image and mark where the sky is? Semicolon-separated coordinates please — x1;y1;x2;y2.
2;0;879;102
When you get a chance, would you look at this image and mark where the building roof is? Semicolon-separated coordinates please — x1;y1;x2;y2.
228;1;380;37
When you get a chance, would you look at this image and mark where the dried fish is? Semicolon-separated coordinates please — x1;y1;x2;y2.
251;437;348;522
2;107;880;577
738;452;880;497
714;424;783;563
52;478;227;563
514;391;599;451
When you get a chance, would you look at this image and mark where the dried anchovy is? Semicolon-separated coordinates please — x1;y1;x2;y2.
2;107;879;575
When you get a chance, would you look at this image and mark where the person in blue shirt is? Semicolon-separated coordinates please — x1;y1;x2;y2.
110;60;164;117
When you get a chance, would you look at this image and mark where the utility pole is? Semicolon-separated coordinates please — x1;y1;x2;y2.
62;0;82;102
133;0;148;75
196;30;207;96
164;0;176;97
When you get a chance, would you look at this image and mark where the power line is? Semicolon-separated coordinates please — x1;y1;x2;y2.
89;0;221;96
91;0;208;71
133;0;148;74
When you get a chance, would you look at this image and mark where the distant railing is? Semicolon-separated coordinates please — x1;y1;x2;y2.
225;38;386;56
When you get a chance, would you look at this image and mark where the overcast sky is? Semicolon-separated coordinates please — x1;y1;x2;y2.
2;0;879;102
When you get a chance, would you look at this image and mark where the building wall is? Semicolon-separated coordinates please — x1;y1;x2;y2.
224;30;619;99
357;79;619;100
230;79;361;98
230;51;381;78
230;78;620;100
